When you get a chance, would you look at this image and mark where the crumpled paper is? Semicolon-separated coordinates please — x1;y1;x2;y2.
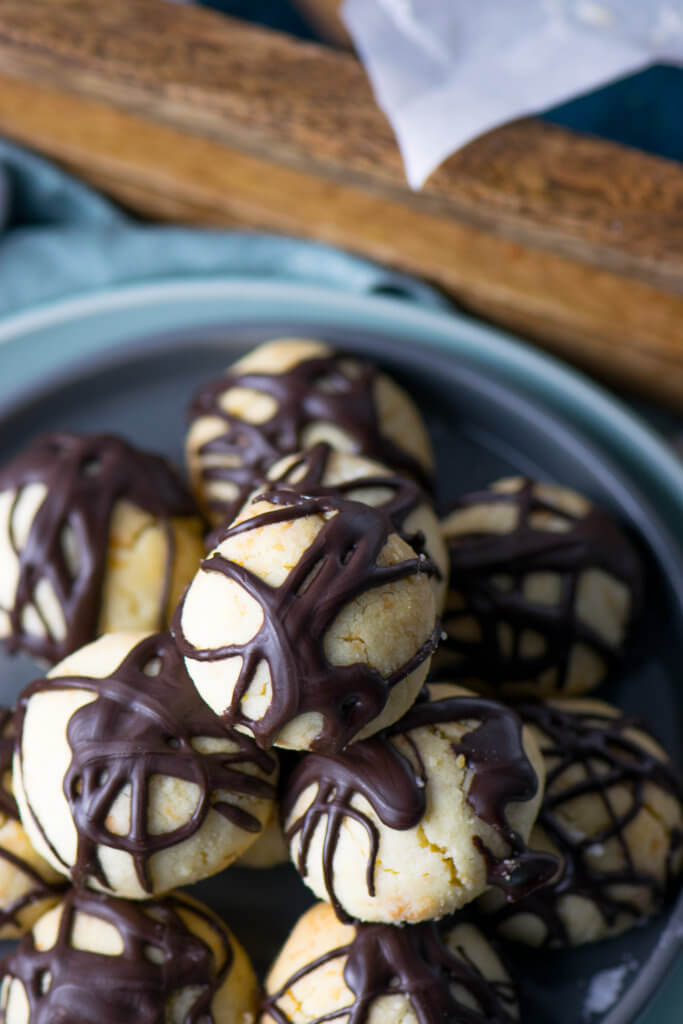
342;0;683;188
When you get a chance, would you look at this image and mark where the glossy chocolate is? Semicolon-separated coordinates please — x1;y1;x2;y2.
17;634;277;894
175;491;439;754
438;479;642;691
283;691;557;920
263;918;518;1024
488;701;683;946
0;433;197;663
188;350;432;524
0;889;232;1023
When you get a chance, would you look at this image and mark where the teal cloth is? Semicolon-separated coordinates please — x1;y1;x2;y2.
0;139;448;316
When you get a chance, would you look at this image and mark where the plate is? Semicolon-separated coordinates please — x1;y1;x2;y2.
0;278;681;1024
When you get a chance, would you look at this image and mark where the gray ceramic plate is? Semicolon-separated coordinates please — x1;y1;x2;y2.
0;279;681;1024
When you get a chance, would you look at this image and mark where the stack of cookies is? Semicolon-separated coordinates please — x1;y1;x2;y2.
0;339;679;1024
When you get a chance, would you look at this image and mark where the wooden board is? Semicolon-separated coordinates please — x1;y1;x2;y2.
291;0;352;47
0;0;681;406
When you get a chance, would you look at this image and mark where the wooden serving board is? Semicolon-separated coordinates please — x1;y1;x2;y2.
0;0;681;406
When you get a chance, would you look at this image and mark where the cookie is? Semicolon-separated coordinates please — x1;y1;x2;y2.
283;683;554;923
0;433;204;663
0;889;259;1024
0;709;65;938
253;444;448;612
436;477;642;696
175;490;439;753
479;698;683;946
261;901;519;1024
14;632;278;899
185;338;434;526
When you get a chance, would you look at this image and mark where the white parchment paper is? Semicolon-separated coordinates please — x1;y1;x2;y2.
342;1;683;187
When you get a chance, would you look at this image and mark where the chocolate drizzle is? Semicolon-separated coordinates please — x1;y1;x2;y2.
0;708;18;821
175;491;440;754
438;478;643;691
0;889;232;1023
283;691;558;921
0;433;197;663
17;634;277;894
263;918;518;1024
487;701;683;947
188;350;432;524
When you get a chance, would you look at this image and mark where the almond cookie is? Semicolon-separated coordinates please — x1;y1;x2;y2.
436;478;642;696
14;632;278;899
0;889;259;1024
0;433;204;664
480;698;683;947
261;901;519;1024
0;708;65;938
283;684;554;924
185;338;434;526
175;490;439;754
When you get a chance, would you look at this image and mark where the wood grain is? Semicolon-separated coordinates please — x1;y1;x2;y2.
0;0;681;406
291;0;352;47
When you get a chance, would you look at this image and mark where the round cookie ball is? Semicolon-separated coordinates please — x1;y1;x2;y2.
175;490;439;754
254;444;448;613
235;750;302;870
14;632;278;899
283;683;554;924
0;888;259;1024
262;901;519;1024
436;477;642;697
0;708;66;938
479;698;683;947
0;432;205;664
185;338;435;527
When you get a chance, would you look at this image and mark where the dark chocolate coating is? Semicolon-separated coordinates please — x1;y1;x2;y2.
188;349;432;525
486;701;683;947
0;707;67;932
174;491;440;754
0;889;233;1023
0;433;198;664
436;478;642;692
16;634;277;894
283;690;558;921
263;917;518;1024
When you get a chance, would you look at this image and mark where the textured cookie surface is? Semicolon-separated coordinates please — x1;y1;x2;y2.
14;632;277;899
262;901;519;1024
437;477;642;696
176;491;438;753
480;697;683;947
283;684;553;924
0;889;259;1024
0;433;204;663
0;709;65;939
185;338;434;526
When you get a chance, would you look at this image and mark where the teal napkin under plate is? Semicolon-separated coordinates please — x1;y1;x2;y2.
0;139;448;317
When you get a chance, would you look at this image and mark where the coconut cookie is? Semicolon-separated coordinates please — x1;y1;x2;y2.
0;708;66;938
283;683;555;924
14;632;278;900
261;901;519;1024
0;432;204;664
175;490;439;754
436;477;642;697
252;444;449;612
0;888;260;1024
185;338;434;527
480;698;683;947
236;751;301;870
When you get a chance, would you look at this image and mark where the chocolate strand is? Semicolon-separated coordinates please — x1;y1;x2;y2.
175;491;439;754
0;889;232;1024
439;479;642;691
488;701;683;946
0;433;197;663
189;353;432;524
16;634;277;894
262;919;518;1024
284;693;557;921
